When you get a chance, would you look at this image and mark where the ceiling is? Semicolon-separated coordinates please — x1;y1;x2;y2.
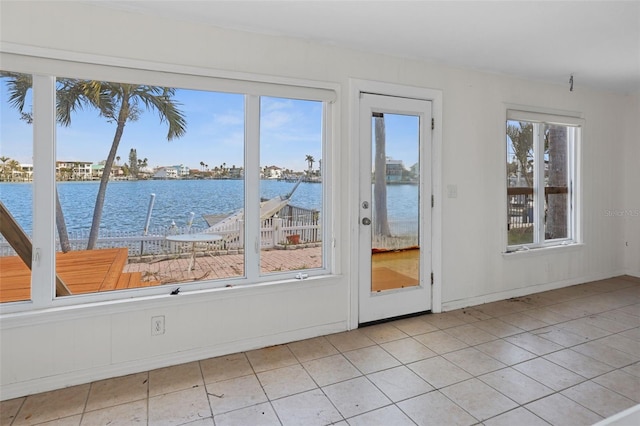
92;1;639;94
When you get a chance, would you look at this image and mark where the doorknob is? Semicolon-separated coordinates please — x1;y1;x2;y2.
362;217;371;225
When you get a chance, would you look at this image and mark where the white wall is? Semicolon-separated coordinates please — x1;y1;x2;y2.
0;1;634;399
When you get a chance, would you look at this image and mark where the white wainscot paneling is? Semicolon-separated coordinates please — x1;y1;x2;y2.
1;314;112;385
110;279;348;364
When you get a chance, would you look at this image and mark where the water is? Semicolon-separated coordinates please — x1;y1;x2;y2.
0;180;418;235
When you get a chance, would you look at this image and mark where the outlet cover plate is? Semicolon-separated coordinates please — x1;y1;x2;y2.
151;315;165;336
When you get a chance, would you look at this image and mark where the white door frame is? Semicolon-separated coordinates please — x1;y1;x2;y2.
349;79;443;329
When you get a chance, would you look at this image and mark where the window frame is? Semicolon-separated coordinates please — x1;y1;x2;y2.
0;51;338;313
505;108;583;252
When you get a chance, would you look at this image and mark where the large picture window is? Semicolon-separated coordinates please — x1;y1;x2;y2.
506;110;581;250
0;59;332;307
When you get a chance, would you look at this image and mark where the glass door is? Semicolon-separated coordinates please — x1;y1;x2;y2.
358;93;432;323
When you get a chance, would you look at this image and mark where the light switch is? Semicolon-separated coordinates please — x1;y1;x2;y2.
447;184;458;198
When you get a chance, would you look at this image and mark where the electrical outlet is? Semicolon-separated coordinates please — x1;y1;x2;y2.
151;315;165;336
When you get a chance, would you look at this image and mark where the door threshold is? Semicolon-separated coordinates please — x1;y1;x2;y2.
359;310;432;328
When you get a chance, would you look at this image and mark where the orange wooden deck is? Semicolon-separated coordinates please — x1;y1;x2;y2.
0;248;160;303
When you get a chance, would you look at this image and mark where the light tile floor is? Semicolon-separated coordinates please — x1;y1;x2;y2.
2;275;639;425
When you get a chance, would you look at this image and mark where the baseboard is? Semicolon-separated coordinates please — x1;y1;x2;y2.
0;321;347;401
441;271;628;312
594;404;640;426
623;270;640;279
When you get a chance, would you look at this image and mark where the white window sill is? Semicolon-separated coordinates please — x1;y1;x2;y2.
0;274;342;326
502;242;584;258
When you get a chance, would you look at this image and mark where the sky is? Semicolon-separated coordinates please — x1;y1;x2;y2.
1;79;419;171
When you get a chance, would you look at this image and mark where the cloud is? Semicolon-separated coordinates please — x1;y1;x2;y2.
261;110;293;130
213;112;244;126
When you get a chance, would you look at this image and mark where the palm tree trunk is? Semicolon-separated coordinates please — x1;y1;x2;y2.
55;188;71;252
86;99;129;250
373;114;392;237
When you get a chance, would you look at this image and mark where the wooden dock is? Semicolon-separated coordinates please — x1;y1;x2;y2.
0;248;160;303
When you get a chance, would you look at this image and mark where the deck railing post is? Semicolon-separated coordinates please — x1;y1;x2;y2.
273;217;283;246
238;219;244;250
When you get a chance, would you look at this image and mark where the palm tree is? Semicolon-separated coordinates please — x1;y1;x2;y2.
59;81;186;249
4;73;187;250
305;155;315;174
0;156;10;181
7;159;21;181
116;155;120;165
200;161;205;171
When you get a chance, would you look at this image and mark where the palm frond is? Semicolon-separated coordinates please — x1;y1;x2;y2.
134;86;187;140
55;78;116;126
1;72;33;120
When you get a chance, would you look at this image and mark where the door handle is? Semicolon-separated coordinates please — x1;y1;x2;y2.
362;217;371;225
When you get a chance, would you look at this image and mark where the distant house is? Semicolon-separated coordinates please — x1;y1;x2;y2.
172;164;190;177
263;165;282;179
385;157;406;183
228;165;243;179
18;164;33;181
90;164;125;180
138;166;154;179
153;167;179;179
91;164;104;179
56;161;93;181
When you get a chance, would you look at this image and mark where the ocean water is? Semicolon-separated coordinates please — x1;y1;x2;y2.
0;179;418;235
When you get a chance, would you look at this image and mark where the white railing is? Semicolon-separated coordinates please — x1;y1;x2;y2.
372;220;419;250
262;217;321;248
0;217;423;256
0;218;322;257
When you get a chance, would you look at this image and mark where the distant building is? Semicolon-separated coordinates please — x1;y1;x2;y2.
91;164;104;179
263;165;283;179
385;157;406;183
138;166;154;179
228;165;243;179
172;164;190;177
18;164;33;181
56;161;93;181
91;164;125;180
153;167;179;179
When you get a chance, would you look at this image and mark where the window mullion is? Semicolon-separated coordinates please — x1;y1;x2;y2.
244;95;260;281
31;74;57;306
322;101;332;272
568;128;576;240
534;124;545;245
